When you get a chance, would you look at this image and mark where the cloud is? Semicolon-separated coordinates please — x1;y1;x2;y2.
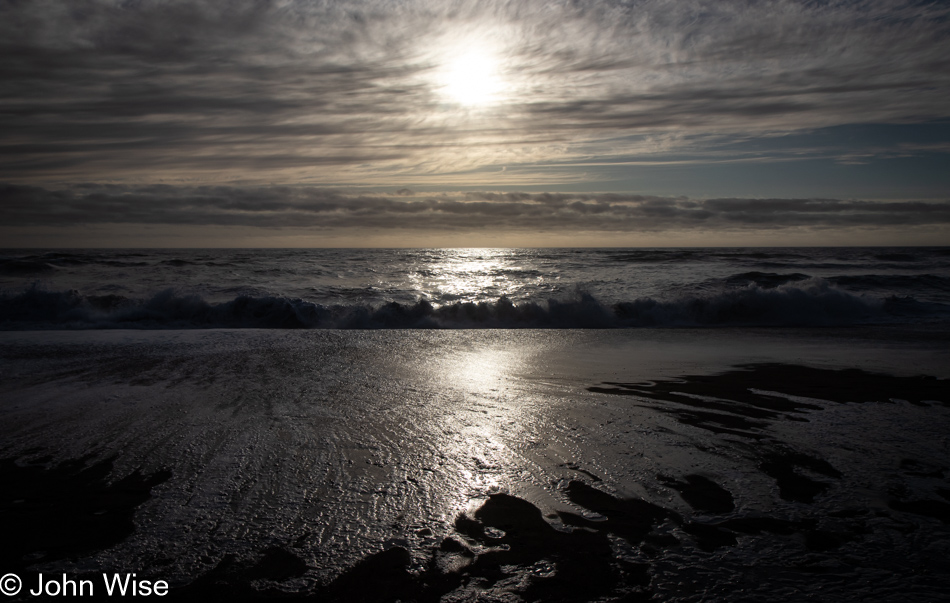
4;183;948;233
1;0;948;185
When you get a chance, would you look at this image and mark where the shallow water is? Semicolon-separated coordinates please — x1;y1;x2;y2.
1;328;949;601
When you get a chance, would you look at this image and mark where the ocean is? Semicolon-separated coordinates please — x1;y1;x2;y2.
2;247;950;329
1;248;949;602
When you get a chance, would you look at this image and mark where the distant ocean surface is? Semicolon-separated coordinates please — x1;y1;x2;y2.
2;247;949;329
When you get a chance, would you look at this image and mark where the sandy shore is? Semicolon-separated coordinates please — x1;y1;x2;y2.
1;328;949;601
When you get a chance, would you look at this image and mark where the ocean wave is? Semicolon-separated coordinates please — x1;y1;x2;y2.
103;260;151;267
1;253;152;269
828;273;950;292
873;252;920;262
725;272;950;292
0;259;62;275
725;272;812;288
600;250;700;263
2;279;947;330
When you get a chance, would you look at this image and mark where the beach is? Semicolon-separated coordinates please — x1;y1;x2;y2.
2;326;948;601
5;0;950;598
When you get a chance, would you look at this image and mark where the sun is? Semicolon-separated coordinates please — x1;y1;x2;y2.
438;48;506;107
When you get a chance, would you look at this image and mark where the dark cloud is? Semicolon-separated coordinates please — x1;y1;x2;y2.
1;0;948;184
4;183;948;232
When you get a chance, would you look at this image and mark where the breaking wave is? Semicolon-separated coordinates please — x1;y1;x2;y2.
1;278;946;330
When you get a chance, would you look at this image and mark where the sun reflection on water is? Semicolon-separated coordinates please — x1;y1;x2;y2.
410;248;539;305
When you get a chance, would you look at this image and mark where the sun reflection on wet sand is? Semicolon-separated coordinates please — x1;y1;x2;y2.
421;339;540;513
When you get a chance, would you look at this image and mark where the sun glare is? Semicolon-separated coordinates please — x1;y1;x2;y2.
438;48;506;107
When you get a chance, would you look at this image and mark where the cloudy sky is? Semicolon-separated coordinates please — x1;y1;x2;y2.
2;0;949;246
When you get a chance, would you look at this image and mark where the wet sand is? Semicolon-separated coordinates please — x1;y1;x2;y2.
1;328;949;601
